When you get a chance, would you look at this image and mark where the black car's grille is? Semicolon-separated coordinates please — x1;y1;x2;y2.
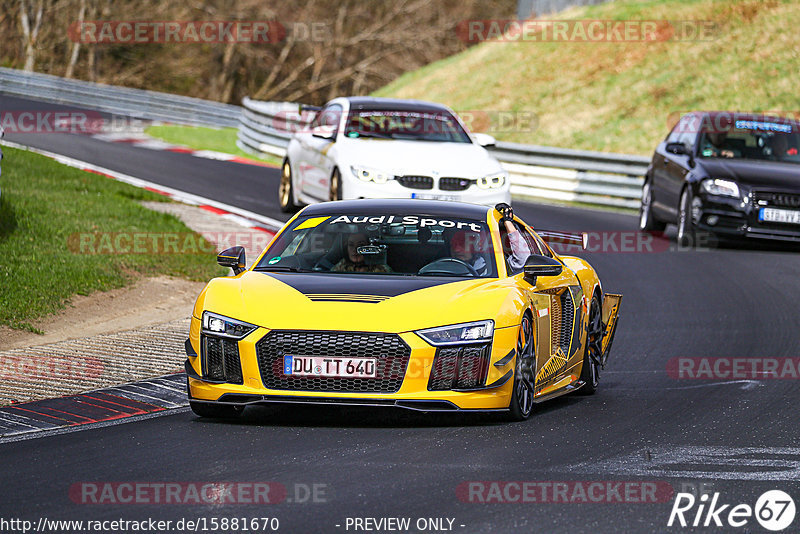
255;330;410;393
752;191;800;209
428;344;491;391
439;177;473;191
397;175;433;190
202;335;243;384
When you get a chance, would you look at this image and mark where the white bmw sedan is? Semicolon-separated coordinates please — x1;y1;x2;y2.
279;97;510;212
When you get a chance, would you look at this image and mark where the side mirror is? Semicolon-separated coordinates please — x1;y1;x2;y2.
666;142;688;155
523;254;563;285
311;124;336;140
474;133;496;147
217;246;246;275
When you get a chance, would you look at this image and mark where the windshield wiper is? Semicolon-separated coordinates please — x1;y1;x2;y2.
253;266;313;273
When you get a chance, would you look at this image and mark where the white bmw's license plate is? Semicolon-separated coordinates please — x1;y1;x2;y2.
759;208;800;225
283;355;377;378
411;193;460;201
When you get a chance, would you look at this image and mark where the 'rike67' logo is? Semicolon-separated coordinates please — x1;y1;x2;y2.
668;490;795;531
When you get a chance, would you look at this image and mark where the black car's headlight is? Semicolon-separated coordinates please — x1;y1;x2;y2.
416;320;494;346
202;311;258;339
700;178;740;198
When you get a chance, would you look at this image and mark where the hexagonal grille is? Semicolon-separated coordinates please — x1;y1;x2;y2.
255;330;411;393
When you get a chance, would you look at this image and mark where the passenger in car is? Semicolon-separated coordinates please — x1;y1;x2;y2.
331;232;392;273
496;204;531;273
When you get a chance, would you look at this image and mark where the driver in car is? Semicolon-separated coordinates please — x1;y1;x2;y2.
332;232;392;273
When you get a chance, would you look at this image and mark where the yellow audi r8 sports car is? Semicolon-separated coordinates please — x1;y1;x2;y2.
185;199;621;421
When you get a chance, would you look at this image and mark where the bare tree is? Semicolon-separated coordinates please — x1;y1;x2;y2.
19;0;46;71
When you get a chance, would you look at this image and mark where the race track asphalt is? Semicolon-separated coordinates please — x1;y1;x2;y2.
2;95;799;533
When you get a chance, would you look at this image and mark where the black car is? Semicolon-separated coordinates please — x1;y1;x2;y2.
639;111;800;246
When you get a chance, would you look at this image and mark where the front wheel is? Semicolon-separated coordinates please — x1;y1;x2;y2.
577;295;602;395
677;187;696;248
639;179;666;232
507;314;535;421
329;168;342;201
279;159;299;213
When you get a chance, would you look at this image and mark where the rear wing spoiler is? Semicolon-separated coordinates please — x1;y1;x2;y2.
536;230;588;251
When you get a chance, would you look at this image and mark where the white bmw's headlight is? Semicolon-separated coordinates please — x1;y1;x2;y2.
701;179;740;198
202;311;257;339
350;165;393;184
476;171;507;189
416;320;494;346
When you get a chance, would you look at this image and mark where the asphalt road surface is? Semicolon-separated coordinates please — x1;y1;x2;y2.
2;95;799;533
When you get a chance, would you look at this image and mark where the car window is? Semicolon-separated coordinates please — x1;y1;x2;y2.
343;108;472;143
311;103;343;130
256;212;497;278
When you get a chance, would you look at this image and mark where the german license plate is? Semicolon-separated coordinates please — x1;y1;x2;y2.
283;355;377;378
411;193;459;201
759;207;800;225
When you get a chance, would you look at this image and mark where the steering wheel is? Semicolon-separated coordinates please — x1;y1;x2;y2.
417;258;479;277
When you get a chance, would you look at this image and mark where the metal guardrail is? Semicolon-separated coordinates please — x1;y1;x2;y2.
237;97;647;209
0;67;241;128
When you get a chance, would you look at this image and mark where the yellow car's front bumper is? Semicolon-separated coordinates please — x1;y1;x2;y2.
185;316;518;412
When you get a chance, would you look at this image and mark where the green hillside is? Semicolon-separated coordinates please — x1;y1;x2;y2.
374;0;799;155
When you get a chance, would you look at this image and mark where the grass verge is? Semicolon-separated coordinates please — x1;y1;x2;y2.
374;0;799;155
0;145;224;332
145;124;283;167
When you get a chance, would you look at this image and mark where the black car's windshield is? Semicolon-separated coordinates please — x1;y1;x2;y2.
698;119;800;164
255;213;497;278
343;109;472;143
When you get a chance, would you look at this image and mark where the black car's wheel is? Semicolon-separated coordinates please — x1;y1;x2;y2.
639;179;666;232
677;187;697;248
279;159;299;213
189;401;244;419
577;294;602;395
329;168;342;201
507;313;535;421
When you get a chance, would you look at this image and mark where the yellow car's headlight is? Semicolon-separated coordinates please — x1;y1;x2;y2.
416;320;494;346
202;311;257;339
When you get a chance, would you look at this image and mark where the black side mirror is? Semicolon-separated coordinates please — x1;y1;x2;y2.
523;254;563;285
665;142;688;155
217;246;246;275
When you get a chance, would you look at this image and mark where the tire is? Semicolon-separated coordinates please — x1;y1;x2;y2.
329;168;342;201
189;401;244;419
577;294;602;395
507;313;536;421
677;187;696;248
278;159;299;213
639;179;666;232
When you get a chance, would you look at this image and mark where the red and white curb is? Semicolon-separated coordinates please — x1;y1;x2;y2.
0;139;285;234
91;131;277;168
